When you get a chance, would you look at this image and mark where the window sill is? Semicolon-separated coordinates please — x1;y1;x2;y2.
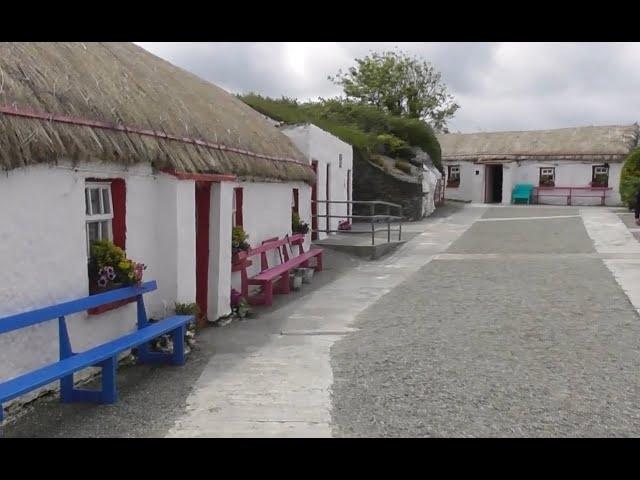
446;184;460;189
88;296;136;315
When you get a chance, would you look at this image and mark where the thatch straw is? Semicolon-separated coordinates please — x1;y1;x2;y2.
0;43;315;183
438;124;639;163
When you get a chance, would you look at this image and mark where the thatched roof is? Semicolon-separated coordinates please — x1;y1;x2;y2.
0;43;314;183
438;124;640;163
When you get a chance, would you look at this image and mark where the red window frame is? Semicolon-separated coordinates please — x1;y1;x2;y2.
292;188;299;215
233;187;244;228
86;178;127;314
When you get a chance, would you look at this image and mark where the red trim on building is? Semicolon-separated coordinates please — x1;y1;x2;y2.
195;182;212;319
292;188;299;215
234;187;244;228
110;179;126;250
161;168;236;183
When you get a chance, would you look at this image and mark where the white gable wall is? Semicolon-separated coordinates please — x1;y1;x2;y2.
281;124;353;240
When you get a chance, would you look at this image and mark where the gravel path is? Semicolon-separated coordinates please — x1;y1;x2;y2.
330;207;640;437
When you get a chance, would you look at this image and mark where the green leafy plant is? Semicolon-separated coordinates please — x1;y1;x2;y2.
395;160;413;175
174;302;200;317
232;226;250;254
236;297;251;319
620;149;640;209
292;211;310;234
88;240;146;291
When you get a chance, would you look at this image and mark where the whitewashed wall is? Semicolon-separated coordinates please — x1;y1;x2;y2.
0;161;196;408
444;160;624;206
229;181;312;294
281;124;353;240
513;161;623;205
444;161;485;203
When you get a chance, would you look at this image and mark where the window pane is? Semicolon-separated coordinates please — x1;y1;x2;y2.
85;189;90;215
100;220;111;240
102;188;111;214
90;188;101;215
87;222;100;245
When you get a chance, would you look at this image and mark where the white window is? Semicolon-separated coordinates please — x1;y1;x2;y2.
539;167;555;186
85;182;113;255
447;165;460;187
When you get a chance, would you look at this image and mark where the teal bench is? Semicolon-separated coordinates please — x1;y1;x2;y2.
511;184;535;204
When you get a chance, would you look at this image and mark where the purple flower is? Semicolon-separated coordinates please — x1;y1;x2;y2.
97;276;108;288
107;271;116;281
105;266;115;275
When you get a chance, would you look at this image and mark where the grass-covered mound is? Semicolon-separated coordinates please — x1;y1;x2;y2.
239;94;442;172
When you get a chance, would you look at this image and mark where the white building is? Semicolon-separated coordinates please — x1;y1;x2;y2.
438;125;639;206
279;124;354;240
0;43;315;408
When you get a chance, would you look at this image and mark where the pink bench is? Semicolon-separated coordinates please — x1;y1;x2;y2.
534;186;612;206
237;234;323;306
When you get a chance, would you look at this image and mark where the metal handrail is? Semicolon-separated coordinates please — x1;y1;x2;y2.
312;199;403;246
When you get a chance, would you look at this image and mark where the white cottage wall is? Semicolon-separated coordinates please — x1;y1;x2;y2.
0;161;197;408
444;161;482;203
229;181;312;293
281;124;353;240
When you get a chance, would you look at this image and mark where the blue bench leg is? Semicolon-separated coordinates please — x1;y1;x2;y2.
100;356;118;404
171;325;186;366
60;374;74;403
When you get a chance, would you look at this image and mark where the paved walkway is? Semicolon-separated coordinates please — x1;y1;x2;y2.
4;203;640;437
332;205;640;437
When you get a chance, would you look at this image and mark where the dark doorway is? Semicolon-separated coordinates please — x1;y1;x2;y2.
485;164;503;203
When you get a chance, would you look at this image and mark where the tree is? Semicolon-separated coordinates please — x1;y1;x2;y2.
329;50;459;132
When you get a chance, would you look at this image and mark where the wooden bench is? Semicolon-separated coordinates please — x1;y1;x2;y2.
511;184;534;204
534;186;611;206
238;234;323;306
0;280;193;422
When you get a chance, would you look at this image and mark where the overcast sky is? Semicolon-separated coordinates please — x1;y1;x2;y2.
136;42;640;133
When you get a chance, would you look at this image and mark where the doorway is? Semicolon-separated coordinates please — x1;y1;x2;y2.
195;181;211;323
485;164;503;203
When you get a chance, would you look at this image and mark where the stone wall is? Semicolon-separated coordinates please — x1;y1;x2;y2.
353;150;425;220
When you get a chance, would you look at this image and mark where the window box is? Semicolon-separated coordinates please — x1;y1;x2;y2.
87;283;137;315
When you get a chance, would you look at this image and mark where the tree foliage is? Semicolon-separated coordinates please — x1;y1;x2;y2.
620;148;640;208
328;50;459;132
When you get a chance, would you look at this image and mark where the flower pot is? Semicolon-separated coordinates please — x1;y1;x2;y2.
297;267;314;284
289;273;303;291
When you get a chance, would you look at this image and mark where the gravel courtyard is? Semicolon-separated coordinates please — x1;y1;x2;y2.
330;206;640;437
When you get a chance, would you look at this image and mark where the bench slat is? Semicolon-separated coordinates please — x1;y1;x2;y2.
0;281;158;335
0;315;191;404
251;249;323;282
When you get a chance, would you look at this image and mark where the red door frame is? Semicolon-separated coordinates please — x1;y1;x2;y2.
311;160;318;240
195;181;212;321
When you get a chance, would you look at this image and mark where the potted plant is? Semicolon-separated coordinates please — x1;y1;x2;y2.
232;226;251;263
292;212;310;235
88;240;146;294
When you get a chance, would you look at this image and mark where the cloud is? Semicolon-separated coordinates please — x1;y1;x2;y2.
137;42;640;133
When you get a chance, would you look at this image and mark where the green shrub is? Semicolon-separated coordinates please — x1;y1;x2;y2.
620;148;640;208
395;160;413;175
238;94;442;171
174;302;200;317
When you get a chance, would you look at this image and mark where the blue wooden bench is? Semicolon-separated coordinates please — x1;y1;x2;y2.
0;280;193;422
511;184;535;204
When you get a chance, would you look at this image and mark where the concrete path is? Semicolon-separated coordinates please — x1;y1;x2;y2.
331;205;640;437
166;203;482;437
